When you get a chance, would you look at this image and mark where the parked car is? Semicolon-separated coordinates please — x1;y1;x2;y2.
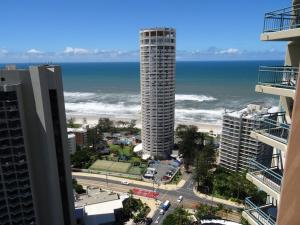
121;180;129;185
159;209;165;215
144;218;152;225
162;176;169;180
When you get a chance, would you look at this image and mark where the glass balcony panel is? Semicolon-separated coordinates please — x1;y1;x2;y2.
248;154;283;194
244;197;277;225
258;66;298;89
253;112;290;144
263;4;300;32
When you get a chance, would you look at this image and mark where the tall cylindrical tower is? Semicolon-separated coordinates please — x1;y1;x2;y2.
140;27;176;159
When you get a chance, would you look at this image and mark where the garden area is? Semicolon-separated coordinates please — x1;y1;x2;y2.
70;117;147;177
175;124;266;204
210;167;267;204
120;192;151;224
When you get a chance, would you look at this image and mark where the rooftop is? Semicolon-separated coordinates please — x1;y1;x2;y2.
140;27;175;32
68;133;76;138
225;104;278;119
67;127;87;133
75;188;120;208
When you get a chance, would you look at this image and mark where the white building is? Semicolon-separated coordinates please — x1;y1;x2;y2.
75;189;127;225
68;133;76;154
219;103;276;172
140;27;176;159
67;127;88;146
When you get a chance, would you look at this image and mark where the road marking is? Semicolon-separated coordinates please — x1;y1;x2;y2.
155;216;160;223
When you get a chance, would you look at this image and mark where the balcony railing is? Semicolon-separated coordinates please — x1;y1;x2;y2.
258;66;298;89
263;4;300;32
253;112;290;145
248;154;283;194
244;197;277;225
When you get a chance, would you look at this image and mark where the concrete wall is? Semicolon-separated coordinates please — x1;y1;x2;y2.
277;67;300;225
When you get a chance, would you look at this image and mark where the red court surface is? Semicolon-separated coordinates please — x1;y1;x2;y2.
131;188;159;199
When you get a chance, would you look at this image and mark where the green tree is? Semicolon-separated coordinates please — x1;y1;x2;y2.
163;207;191;225
116;120;125;128
71;149;90;168
71;147;101;169
67;117;75;128
163;214;176;225
193;143;216;191
121;193;149;223
212;167;264;202
129;119;136;128
97;118;114;132
176;125;201;171
195;204;220;220
72;178;86;194
193;151;209;190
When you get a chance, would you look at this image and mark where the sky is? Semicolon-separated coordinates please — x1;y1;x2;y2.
0;0;291;62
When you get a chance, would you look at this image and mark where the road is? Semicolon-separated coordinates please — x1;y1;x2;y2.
74;173;241;224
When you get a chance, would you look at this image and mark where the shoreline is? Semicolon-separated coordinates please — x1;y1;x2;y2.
66;114;222;134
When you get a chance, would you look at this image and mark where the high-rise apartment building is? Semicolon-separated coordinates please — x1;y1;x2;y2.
140;28;176;158
219;103;274;172
242;1;300;224
0;65;75;225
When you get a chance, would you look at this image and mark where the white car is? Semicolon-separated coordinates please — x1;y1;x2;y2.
159;209;165;215
121;180;129;185
177;195;183;202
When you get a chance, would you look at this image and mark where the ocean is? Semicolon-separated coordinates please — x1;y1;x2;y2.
1;61;281;126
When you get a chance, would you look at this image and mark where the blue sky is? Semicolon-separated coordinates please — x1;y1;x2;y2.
0;0;290;62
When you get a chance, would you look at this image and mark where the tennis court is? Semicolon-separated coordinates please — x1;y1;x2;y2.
89;160;132;173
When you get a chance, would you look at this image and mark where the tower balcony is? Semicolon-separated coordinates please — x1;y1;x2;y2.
250;113;290;152
242;197;277;225
261;4;300;41
247;154;282;201
255;66;298;98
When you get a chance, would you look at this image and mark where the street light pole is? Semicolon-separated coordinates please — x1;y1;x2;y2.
106;163;113;188
106;170;108;187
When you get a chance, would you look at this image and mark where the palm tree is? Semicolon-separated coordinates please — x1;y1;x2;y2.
172;207;192;225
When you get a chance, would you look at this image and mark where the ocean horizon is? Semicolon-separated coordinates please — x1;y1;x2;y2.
0;61;281;126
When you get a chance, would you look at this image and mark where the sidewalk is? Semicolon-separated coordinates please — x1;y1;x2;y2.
193;188;244;209
73;171;186;191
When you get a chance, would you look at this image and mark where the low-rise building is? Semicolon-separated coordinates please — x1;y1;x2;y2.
74;189;127;225
68;127;88;147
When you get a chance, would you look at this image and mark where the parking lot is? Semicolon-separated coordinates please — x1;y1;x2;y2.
144;160;180;184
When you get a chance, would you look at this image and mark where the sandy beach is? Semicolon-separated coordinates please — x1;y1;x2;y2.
67;114;222;135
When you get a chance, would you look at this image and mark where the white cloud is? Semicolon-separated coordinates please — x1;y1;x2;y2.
63;47;89;55
216;48;239;55
0;49;8;55
0;46;285;63
176;47;285;61
27;48;43;54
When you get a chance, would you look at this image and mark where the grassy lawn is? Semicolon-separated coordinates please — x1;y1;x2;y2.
170;170;182;184
109;144;132;156
128;166;143;175
89;160;132;173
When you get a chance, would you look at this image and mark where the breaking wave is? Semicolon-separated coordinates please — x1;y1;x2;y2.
64;91;223;124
